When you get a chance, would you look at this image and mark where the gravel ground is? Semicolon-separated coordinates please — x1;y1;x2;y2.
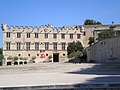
0;63;94;75
0;63;120;87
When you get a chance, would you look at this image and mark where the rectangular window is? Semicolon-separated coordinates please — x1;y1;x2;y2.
17;32;21;38
62;43;66;50
77;34;81;39
27;33;30;38
26;42;30;50
61;33;65;39
53;43;57;50
53;33;57;39
35;33;39;38
6;32;10;38
35;42;39;50
6;42;10;50
83;32;86;36
17;42;21;50
45;42;49;50
70;34;73;39
45;33;48;38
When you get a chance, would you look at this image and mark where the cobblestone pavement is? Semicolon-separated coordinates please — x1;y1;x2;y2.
0;63;120;87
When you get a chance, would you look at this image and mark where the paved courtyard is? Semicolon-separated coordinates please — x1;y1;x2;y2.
0;63;120;88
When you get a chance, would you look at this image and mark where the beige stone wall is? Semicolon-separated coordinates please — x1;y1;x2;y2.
86;36;120;63
2;24;85;64
2;23;120;64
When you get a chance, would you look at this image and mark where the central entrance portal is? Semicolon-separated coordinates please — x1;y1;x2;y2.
53;53;59;62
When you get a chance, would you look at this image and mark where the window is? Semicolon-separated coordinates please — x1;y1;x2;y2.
35;42;39;50
17;32;21;38
53;43;57;50
16;42;21;50
35;33;39;38
37;54;39;56
77;34;81;39
83;32;86;36
27;33;30;38
6;42;10;50
53;33;57;39
62;43;66;50
61;33;65;39
45;42;49;50
70;34;73;39
6;32;10;38
45;33;48;38
63;54;65;56
26;42;30;50
18;54;21;56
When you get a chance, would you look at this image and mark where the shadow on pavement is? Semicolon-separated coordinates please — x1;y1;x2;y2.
67;63;120;75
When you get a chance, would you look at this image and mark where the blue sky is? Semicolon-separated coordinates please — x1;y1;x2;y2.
0;0;120;47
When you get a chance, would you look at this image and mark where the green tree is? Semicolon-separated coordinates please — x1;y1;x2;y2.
84;19;102;25
97;30;115;41
67;41;83;58
0;54;4;61
67;41;76;55
68;51;83;58
0;48;4;65
88;37;94;46
0;48;3;55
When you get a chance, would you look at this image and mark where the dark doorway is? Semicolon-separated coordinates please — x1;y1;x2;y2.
7;62;11;65
19;61;23;65
53;53;59;62
14;62;18;65
24;61;27;64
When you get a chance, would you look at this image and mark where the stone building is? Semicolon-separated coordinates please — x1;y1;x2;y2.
1;24;86;65
85;24;120;63
86;36;120;63
2;23;120;65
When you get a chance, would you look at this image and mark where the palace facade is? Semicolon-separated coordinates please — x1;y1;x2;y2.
1;24;86;65
2;23;120;65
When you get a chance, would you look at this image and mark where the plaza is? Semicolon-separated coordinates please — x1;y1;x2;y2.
0;63;120;89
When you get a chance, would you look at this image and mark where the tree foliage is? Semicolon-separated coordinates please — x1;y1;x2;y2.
97;30;115;41
13;56;18;61
67;41;83;58
88;37;94;46
84;19;102;25
68;51;83;58
0;48;4;61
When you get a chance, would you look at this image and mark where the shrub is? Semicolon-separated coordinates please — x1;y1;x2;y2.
68;51;83;58
19;57;27;60
7;56;13;60
13;56;18;60
48;55;52;60
0;54;4;60
23;57;27;60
